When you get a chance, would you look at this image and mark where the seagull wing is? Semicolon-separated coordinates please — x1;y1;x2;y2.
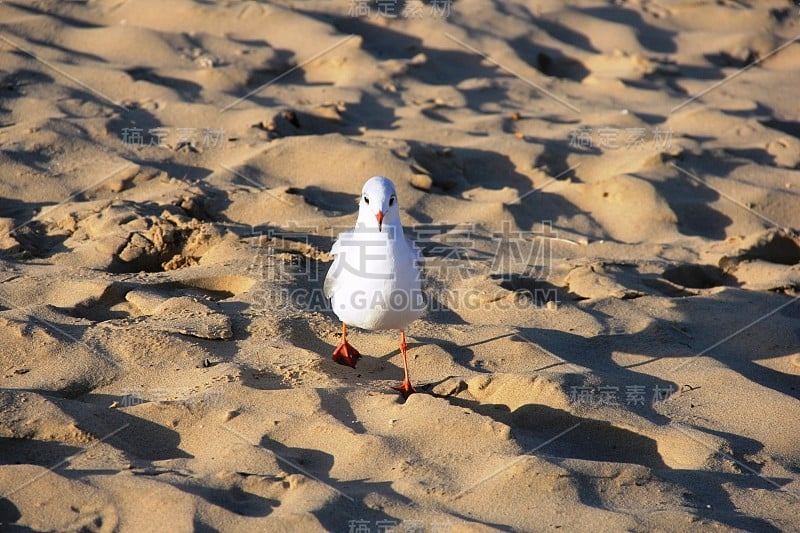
405;234;425;288
324;232;347;299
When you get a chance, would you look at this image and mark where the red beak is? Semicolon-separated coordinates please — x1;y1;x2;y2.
376;211;384;231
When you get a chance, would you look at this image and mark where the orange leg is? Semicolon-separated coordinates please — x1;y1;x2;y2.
392;331;417;397
332;323;360;368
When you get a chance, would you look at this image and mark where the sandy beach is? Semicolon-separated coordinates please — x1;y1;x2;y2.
1;0;799;531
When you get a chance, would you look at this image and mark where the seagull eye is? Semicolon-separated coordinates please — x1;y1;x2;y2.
364;196;369;204
389;196;396;206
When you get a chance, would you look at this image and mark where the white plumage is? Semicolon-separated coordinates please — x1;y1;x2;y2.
324;176;425;395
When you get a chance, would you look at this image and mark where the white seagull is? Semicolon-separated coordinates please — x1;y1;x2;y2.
324;176;425;396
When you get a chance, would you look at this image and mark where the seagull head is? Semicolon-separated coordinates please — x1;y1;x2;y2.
358;176;400;233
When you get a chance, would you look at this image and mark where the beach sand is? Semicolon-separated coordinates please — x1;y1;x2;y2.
1;0;799;530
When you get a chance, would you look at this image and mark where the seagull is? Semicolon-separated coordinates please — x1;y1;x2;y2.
324;176;425;396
